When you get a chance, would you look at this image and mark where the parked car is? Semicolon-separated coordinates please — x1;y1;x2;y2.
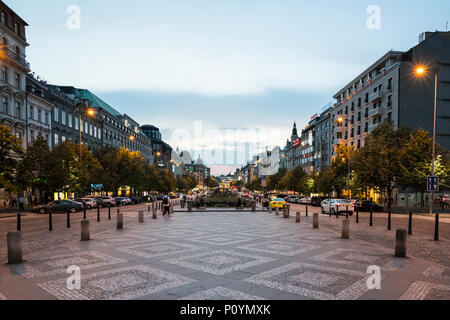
269;198;287;209
129;196;143;204
156;195;165;201
321;199;354;215
33;200;83;214
297;197;311;204
286;195;297;203
355;201;383;212
96;196;116;207
122;197;133;205
311;196;331;207
82;198;97;209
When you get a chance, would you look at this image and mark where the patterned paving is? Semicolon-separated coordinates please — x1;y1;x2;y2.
37;265;195;300
0;210;449;300
0;292;6;300
164;250;274;275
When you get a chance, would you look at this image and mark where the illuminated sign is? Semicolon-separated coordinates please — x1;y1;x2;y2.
293;139;300;147
309;113;318;121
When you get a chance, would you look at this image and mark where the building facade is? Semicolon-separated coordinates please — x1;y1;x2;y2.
141;125;172;168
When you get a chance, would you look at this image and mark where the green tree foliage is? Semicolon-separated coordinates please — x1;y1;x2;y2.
0;124;23;191
279;166;309;194
266;169;287;191
16;135;52;197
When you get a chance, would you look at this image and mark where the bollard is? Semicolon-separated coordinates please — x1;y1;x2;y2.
283;207;289;219
83;207;87;220
108;206;111;220
170;204;174;214
152;207;157;220
67;211;71;229
336;208;339;219
313;213;319;229
49;210;53;232
387;208;391;230
305;205;308;217
117;213;123;230
356;206;359;223
97;207;100;222
342;219;350;239
296;212;301;223
17;213;21;232
187;201;193;213
148;203;151;212
139;210;144;223
434;214;439;241
329;207;332;217
181;199;185;209
345;206;349;219
369;208;373;226
81;220;90;241
287;204;290;215
395;229;407;257
408;211;413;235
251;201;256;212
275;207;279;216
7;231;23;264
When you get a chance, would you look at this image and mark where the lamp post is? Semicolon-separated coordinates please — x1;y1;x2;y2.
123;135;135;151
76;102;95;175
415;65;439;240
336;116;351;199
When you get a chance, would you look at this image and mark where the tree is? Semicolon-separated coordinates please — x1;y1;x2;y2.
266;169;287;191
397;128;449;207
355;121;410;209
93;147;121;195
0;124;23;191
16;135;52;200
326;145;355;198
279;166;309;194
205;176;219;188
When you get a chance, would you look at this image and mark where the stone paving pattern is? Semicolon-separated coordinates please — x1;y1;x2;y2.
0;204;449;300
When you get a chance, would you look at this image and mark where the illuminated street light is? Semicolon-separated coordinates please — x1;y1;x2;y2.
87;108;95;116
337;116;344;123
415;66;426;76
129;135;135;141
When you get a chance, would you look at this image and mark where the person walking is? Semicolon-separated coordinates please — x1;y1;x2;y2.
18;195;25;212
162;195;171;217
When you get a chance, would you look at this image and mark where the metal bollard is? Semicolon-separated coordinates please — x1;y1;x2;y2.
17;213;21;232
7;231;23;264
139;210;144;223
342;219;350;239
97;207;100;222
408;211;413;235
296;212;301;223
251;201;256;212
275;207;279;216
67;211;71;229
187;201;193;213
345;206;349;219
49;210;53;232
313;213;319;229
283;207;289;219
305;204;308;217
83;207;87;220
108;206;111;220
81;220;90;241
369;208;373;226
117;213;123;230
356;206;359;223
152;207;157;219
148;203;151;212
329;207;332;217
395;229;407;257
434;214;439;241
387;208;391;230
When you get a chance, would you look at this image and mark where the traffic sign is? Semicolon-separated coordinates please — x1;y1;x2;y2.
427;176;439;192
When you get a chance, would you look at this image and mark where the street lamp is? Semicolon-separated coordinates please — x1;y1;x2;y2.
415;64;439;240
77;105;96;165
123;135;135;151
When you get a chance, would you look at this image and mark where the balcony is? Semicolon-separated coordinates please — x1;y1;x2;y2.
368;106;383;118
368;123;379;132
333;126;343;134
369;91;384;103
1;47;30;71
333;138;344;145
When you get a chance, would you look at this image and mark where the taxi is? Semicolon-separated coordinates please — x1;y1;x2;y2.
269;198;287;209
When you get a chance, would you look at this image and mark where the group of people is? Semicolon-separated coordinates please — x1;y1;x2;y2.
2;195;27;212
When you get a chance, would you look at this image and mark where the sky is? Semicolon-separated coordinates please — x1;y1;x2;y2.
7;0;450;175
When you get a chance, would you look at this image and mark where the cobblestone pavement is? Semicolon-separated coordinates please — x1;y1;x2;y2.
0;207;449;300
288;204;450;267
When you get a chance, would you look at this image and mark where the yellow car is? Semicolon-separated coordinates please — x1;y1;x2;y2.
270;198;287;209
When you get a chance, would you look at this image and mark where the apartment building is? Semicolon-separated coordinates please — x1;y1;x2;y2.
331;31;450;155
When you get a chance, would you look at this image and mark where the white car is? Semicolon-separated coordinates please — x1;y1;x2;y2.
297;197;311;204
321;199;354;215
81;198;97;209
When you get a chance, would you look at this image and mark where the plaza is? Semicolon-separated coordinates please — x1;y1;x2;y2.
0;203;449;300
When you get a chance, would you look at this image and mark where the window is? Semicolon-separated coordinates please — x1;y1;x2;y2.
29;105;34;119
1;65;7;82
1;11;5;25
89;124;93;136
388;78;393;90
364;122;369;133
30;130;35;141
62;136;66;142
365;93;369;104
388;112;392;121
14;73;20;88
358;98;362;107
15;101;21;118
61;110;66;125
388;95;392;107
94;126;97;138
68;113;73;128
54;108;59;122
14;22;19;35
357;126;361;135
357;140;361;149
365;108;368;118
45;112;49;124
37;109;42;122
54;133;59;146
75;117;78;130
1;96;7;113
351;128;354;138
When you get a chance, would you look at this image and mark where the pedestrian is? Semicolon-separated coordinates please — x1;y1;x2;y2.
18;195;25;212
162;195;171;217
